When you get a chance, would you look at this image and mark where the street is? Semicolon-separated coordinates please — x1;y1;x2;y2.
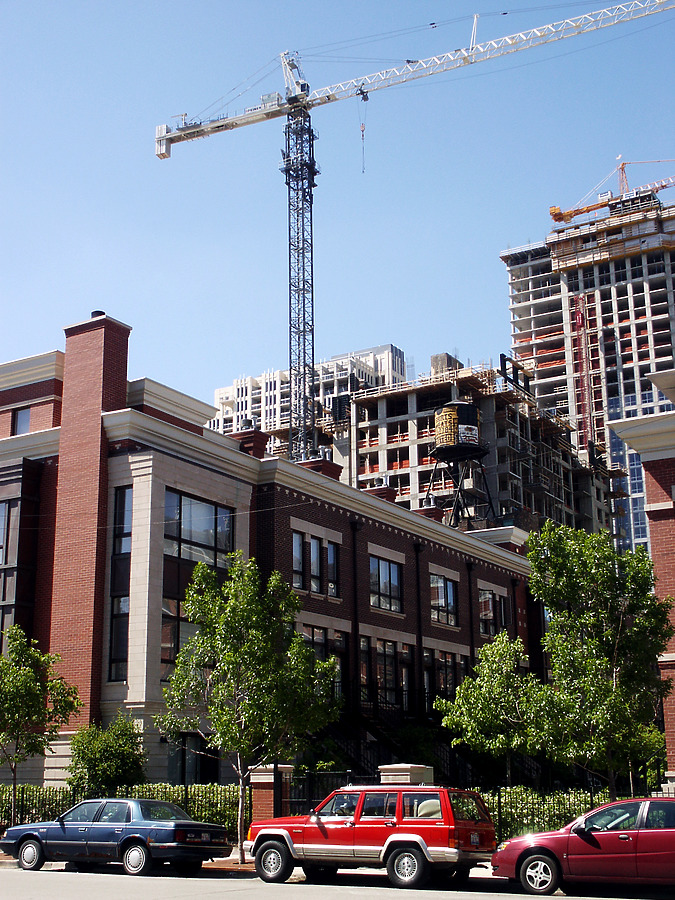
0;865;674;900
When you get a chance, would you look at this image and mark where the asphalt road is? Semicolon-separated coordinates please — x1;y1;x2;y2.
1;865;674;900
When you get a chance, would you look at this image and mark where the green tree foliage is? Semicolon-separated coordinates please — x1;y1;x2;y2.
528;522;674;798
155;554;340;858
437;523;673;798
435;632;545;784
67;712;146;796
0;625;81;823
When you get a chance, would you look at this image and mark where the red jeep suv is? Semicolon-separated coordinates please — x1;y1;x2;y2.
245;781;495;888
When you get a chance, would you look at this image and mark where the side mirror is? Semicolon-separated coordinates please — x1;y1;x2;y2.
571;822;587;835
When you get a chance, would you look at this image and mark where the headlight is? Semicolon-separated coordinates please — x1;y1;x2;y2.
496;840;510;852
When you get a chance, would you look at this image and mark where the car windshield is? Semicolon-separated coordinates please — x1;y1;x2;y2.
137;801;192;821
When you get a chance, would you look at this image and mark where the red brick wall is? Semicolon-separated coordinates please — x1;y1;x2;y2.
0;379;63;437
50;315;131;724
642;456;675;772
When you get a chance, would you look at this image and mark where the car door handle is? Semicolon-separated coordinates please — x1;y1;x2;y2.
115;828;123;833
618;834;632;841
344;821;354;827
78;827;87;832
385;821;397;827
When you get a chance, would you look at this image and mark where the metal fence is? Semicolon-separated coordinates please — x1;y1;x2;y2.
0;782;248;838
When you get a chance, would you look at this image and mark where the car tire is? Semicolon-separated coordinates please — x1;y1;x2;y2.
520;853;561;895
386;847;429;889
255;840;294;883
171;859;203;876
18;838;45;871
302;863;338;883
122;841;152;876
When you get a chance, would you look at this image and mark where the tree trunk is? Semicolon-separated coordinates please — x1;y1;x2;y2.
10;763;17;827
607;751;618;802
237;753;246;864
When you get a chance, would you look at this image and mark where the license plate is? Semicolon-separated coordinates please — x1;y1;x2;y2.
202;833;211;842
470;832;480;846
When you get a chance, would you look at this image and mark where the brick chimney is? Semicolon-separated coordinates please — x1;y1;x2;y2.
50;312;131;724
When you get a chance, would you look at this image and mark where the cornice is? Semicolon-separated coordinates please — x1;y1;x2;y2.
127;378;217;427
0;427;61;460
102;408;260;481
609;413;675;460
259;458;530;577
0;351;64;391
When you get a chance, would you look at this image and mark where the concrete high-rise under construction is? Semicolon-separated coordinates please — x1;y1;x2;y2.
501;190;675;552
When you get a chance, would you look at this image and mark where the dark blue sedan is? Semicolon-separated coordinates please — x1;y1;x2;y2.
0;798;231;875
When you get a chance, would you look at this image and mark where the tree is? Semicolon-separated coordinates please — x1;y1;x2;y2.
0;625;81;824
528;522;674;799
67;712;146;795
155;554;340;859
435;631;545;784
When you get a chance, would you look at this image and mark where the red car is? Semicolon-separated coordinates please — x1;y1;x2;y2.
245;782;495;888
491;796;675;895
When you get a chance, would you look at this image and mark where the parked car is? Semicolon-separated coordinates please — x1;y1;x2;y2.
0;797;231;875
244;782;495;888
492;796;675;895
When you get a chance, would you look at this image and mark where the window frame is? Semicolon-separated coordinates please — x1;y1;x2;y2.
109;486;132;682
164;488;234;570
430;573;458;626
369;555;402;613
292;531;304;590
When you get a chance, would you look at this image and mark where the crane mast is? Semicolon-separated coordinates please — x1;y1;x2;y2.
155;0;675;461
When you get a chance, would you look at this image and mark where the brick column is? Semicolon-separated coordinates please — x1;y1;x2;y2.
50;312;131;725
250;764;294;821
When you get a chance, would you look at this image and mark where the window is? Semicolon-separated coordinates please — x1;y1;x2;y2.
360;636;371;701
585;801;641;832
310;536;321;592
11;407;30;436
164;489;233;569
301;624;326;661
0;501;7;566
361;792;398;818
376;639;396;705
327;541;339;597
479;589;510;636
109;487;131;682
645;801;675;830
430;574;457;626
436;650;455;699
479;589;496;636
318;792;359;817
292;531;304;589
402;792;442;819
370;555;402;612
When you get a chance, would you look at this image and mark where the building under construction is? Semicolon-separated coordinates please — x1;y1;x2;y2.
501;192;675;552
341;353;615;535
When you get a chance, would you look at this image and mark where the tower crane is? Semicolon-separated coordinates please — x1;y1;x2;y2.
156;0;675;462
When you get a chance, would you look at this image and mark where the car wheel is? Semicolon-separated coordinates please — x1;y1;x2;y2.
302;863;338;883
18;838;45;871
520;853;561;895
255;840;293;883
122;841;152;876
171;859;203;876
386;847;428;889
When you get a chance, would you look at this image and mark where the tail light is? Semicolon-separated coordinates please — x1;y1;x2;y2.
447;835;456;848
175;829;185;842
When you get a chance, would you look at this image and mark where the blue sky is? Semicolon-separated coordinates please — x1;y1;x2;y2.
2;1;674;403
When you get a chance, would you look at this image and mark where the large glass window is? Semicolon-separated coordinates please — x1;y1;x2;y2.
310;536;321;593
430;574;457;626
11;407;30;436
436;650;455;699
479;589;511;636
376;639;396;705
327;541;339;597
109;487;131;682
0;501;7;566
292;532;304;589
164;489;233;568
301;624;326;661
370;556;402;612
360;636;371;701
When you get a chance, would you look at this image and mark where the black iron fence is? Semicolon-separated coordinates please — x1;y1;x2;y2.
0;782;247;838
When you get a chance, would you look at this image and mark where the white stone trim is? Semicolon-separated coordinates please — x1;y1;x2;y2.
368;542;405;565
429;562;460;581
477;578;509;595
290;516;343;545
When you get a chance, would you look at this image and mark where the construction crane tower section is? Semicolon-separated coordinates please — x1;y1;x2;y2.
155;0;675;462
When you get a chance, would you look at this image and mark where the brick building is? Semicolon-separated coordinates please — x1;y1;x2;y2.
610;369;675;789
0;313;533;786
